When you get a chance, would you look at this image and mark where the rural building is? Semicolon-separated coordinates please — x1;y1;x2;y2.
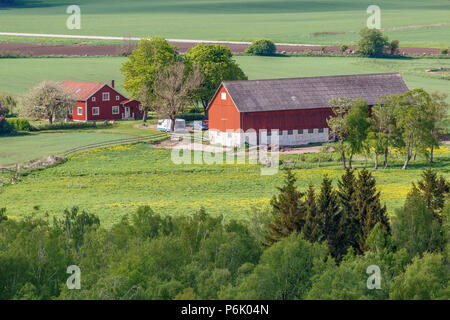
206;73;409;146
61;80;142;121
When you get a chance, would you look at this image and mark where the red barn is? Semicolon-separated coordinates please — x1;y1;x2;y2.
62;80;142;122
206;73;409;146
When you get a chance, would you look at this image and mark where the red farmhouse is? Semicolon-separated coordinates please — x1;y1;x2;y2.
62;80;142;121
206;73;409;146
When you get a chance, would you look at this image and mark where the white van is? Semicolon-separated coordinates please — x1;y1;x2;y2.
157;119;186;133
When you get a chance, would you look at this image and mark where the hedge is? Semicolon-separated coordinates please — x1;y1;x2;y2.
178;113;206;121
6;118;32;131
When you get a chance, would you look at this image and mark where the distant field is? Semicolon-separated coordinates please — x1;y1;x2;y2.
1;143;449;227
0;55;448;103
0;0;448;47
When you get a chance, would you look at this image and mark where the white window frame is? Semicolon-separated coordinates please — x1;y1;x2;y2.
112;105;120;115
92;107;100;116
116;95;120;101
221;92;226;100
68;108;73;115
102;92;110;101
92;97;96;102
77;107;83;116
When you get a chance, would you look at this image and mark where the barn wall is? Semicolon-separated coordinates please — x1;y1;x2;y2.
242;108;334;132
208;85;241;131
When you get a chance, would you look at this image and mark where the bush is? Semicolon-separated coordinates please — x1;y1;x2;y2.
245;39;276;56
0;117;15;135
441;48;449;55
34;121;98;131
340;44;349;53
6;118;32;131
178;113;206;121
389;39;400;55
356;28;389;56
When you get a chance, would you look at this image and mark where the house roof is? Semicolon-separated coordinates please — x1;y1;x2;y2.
61;81;106;101
217;73;409;113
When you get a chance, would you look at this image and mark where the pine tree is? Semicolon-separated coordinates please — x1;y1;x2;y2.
336;169;361;254
354;169;390;252
415;168;450;222
303;184;321;242
316;175;342;258
266;168;305;245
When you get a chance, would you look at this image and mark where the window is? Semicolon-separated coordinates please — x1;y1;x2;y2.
319;128;324;133
287;130;293;135
102;92;110;101
298;129;303;134
77;107;83;116
68;108;73;115
112;106;119;114
92;97;96;102
221;92;226;100
92;107;100;115
116;95;120;101
267;130;272;136
308;128;314;134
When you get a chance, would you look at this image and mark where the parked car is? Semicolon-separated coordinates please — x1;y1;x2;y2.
192;120;208;131
157;119;186;133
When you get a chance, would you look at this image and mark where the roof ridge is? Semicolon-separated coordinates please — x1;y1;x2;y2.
223;72;401;85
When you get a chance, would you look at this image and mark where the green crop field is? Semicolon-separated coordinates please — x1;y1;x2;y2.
1;143;449;227
0;55;448;102
0;0;449;47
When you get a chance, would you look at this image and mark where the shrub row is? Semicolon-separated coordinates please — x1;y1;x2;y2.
178;113;206;121
6;118;32;131
34;121;100;131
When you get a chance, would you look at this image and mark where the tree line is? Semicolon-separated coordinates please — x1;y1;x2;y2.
0;168;448;300
327;89;449;170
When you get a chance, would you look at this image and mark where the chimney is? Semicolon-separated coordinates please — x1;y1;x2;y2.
110;80;115;88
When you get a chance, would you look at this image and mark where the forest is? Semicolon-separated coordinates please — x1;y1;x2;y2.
0;168;448;300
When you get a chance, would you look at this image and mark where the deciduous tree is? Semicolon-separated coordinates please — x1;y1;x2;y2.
19;81;76;124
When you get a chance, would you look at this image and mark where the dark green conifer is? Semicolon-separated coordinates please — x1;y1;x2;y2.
415;168;450;223
266;168;305;245
316;175;341;258
303;184;321;243
336;169;361;254
354;168;390;252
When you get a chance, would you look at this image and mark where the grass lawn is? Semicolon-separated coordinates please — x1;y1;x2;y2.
1;143;449;227
0;121;163;165
0;131;131;165
0;55;448;103
0;0;449;47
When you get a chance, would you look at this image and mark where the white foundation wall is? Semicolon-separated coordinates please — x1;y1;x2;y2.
209;128;331;147
209;130;244;147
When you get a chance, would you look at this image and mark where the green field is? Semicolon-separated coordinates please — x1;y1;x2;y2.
1;143;449;227
0;0;449;47
0;55;449;102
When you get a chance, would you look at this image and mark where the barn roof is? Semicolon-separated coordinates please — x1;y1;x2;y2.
219;73;409;113
61;81;105;101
